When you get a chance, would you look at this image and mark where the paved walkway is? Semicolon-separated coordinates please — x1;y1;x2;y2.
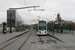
0;29;29;44
48;31;75;44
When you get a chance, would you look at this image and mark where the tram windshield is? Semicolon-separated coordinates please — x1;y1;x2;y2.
39;26;46;30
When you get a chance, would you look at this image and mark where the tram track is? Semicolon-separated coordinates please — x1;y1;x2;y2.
47;34;64;43
0;30;64;50
0;30;29;45
38;35;57;44
18;30;32;50
0;30;30;50
38;34;64;44
38;36;44;44
46;35;57;44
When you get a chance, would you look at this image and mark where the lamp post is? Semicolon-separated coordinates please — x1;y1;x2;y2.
10;13;12;33
53;21;55;35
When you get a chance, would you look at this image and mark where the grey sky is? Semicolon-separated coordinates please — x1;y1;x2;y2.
0;0;75;24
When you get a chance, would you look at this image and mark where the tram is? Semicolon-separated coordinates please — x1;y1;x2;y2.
36;20;47;35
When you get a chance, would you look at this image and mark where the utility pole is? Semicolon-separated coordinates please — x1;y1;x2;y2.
53;22;55;35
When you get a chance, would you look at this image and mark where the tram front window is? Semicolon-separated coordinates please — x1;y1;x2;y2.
39;26;46;30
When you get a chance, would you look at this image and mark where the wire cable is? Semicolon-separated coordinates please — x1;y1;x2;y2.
24;0;27;6
24;0;31;15
39;0;46;16
42;0;45;8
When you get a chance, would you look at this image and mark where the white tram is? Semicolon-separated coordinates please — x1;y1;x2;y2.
36;20;47;35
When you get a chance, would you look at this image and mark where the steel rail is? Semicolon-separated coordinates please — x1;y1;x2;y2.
47;35;57;44
0;31;30;50
0;30;29;45
47;34;64;43
38;36;44;44
18;30;32;50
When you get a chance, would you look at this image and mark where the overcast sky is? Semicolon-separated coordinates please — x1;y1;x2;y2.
0;0;75;24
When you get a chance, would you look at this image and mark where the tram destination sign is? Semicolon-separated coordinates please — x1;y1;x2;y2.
39;21;46;24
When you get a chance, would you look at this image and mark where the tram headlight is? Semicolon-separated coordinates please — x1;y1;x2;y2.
39;31;41;33
45;31;46;33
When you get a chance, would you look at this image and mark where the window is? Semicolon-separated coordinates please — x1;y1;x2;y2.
39;26;46;30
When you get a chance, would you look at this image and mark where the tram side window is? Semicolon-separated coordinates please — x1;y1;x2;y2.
39;26;46;30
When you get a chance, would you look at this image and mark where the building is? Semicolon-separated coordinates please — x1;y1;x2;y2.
7;10;24;32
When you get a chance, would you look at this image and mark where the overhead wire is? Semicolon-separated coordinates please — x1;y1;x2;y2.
24;0;31;15
39;0;46;16
24;0;37;24
24;0;27;6
23;0;46;20
42;0;45;8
